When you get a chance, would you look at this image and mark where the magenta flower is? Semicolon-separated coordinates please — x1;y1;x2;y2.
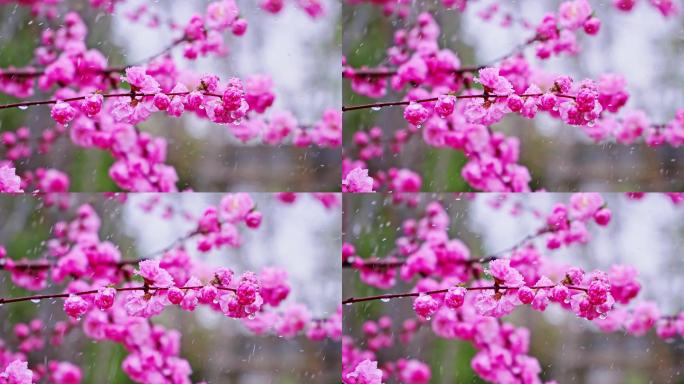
63;295;89;319
122;66;160;93
136;260;174;287
475;67;513;95
342;167;374;193
487;259;524;287
0;360;33;384
345;359;383;384
0;165;23;193
50;101;77;125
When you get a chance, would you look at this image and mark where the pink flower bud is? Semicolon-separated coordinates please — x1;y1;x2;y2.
232;19;248;36
245;211;262;229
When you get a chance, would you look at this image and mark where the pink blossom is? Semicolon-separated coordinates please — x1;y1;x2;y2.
594;208;611;226
487;259;524;287
80;93;103;117
343;168;374;193
136;259;174;287
206;0;239;30
219;193;254;223
614;0;636;11
558;0;592;30
63;295;89;319
649;0;678;16
345;359;384;384
122;66;160;93
275;304;311;338
625;301;660;336
48;361;82;384
0;360;33;384
444;286;466;309
434;95;456;118
51;101;77;125
583;17;601;34
616;110;648;144
403;102;430;126
397;359;431;384
389;168;422;192
517;286;535;304
608;264;641;304
413;294;439;320
94;287;116;310
476;67;513;95
0;165;23;193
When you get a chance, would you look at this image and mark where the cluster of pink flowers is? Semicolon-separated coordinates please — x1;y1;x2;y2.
343;1;684;193
0;193;340;384
0;164;22;193
1;2;339;193
342;316;433;384
342;193;684;383
612;0;679;16
260;0;326;18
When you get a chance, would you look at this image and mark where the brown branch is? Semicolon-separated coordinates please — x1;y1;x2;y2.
342;283;588;305
0;284;236;305
0;91;223;111
341;92;576;112
343;226;553;270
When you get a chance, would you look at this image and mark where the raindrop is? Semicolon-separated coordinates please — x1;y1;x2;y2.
371;106;381;111
345;302;352;306
30;299;41;304
18;105;28;110
380;298;390;303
